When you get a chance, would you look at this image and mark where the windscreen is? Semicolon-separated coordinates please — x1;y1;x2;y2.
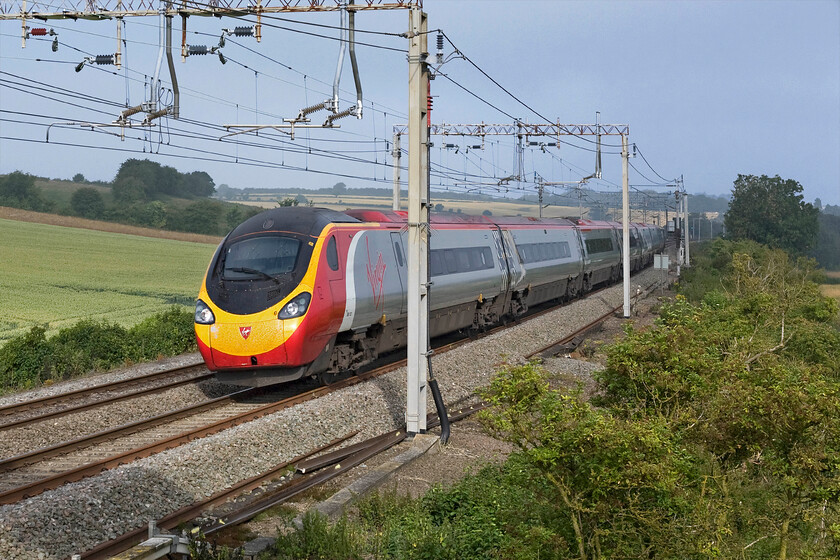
223;236;301;280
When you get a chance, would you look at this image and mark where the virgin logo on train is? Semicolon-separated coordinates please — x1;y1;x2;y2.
239;326;252;339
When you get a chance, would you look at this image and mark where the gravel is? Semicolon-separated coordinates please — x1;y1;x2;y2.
0;270;659;560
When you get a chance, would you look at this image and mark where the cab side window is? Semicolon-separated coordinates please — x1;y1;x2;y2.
327;236;339;271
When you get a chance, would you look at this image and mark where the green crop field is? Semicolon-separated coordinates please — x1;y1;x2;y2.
0;218;217;345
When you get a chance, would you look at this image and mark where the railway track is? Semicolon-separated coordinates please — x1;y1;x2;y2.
78;404;488;560
70;279;666;559
0;278;656;509
0;362;207;429
0;270;673;560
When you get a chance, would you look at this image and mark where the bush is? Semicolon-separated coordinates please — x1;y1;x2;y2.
49;319;129;379
127;307;196;361
271;512;363;560
0;325;52;390
0;307;196;393
70;187;105;219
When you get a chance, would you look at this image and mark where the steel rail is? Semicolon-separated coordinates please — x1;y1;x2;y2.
74;431;361;560
0;357;400;505
0;371;214;431
0;387;258;473
0;361;204;418
59;273;656;558
1;273;660;505
203;404;486;535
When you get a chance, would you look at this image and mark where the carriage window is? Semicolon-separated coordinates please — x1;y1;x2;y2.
431;246;496;276
430;250;444;276
394;242;404;267
516;241;572;264
585;237;614;254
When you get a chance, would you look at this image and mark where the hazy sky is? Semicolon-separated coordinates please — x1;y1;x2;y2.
1;0;838;209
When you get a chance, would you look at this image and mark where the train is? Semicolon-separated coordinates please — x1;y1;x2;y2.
194;207;665;387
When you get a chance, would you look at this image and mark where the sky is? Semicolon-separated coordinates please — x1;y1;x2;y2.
0;0;838;211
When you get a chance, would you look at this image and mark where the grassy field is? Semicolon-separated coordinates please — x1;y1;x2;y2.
240;193;586;219
240;192;669;223
35;178;112;208
821;270;840;302
0;218;217;345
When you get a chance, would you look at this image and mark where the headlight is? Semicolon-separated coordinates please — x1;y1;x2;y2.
195;299;215;325
278;293;311;320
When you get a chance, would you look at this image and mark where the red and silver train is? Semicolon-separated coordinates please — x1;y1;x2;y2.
194;207;665;386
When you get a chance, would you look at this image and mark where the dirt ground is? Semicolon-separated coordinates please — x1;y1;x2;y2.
229;285;674;545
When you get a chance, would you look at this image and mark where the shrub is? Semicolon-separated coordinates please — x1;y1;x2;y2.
0;325;52;391
271;512;363;560
127;307;196;361
0;308;197;393
49;319;129;379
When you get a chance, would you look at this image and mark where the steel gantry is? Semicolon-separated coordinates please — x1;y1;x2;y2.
392;120;637;318
2;0;436;436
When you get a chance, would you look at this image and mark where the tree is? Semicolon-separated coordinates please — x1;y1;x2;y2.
332;182;347;195
277;197;299;207
215;184;234;200
0;171;53;212
181;170;215;198
112;176;148;204
811;212;840;270
724;174;819;255
113;159;216;199
167;199;224;235
70;187;105;219
72;173;86;183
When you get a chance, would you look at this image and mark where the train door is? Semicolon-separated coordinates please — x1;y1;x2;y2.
491;228;510;294
325;234;346;330
501;229;524;289
390;232;407;315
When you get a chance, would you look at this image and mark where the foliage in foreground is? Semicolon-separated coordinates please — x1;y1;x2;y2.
0;307;196;393
252;240;840;560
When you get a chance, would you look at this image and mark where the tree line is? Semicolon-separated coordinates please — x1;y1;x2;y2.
0;160;262;237
723;173;839;270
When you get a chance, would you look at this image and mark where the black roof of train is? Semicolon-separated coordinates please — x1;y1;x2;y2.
228;206;360;241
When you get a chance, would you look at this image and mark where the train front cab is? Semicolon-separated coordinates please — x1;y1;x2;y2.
194;208;358;387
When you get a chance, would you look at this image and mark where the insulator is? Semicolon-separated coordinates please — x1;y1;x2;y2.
120;104;144;119
30;28;48;36
144;108;169;123
188;45;209;56
94;55;115;65
427;95;433;110
233;26;253;37
298;101;326;119
324;106;356;125
436;32;443;52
